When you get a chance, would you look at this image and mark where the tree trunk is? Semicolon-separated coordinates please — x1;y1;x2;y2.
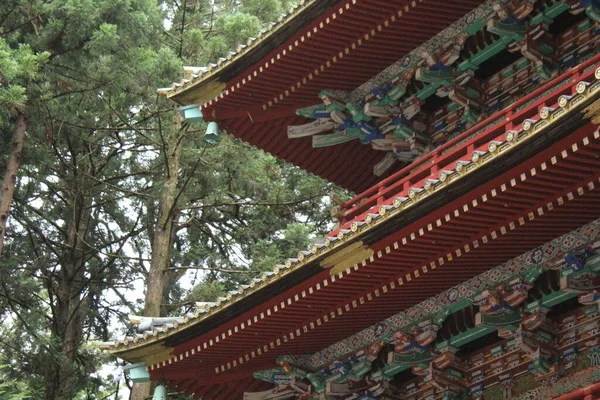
47;188;91;400
130;111;184;400
0;111;27;256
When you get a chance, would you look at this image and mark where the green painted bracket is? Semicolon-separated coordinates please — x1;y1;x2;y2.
465;87;482;99
325;103;346;112
586;5;600;23
458;36;513;72
123;362;150;383
529;356;553;375
463;108;481;124
435;341;459;354
490;343;506;357
382;362;409;379
531;1;568;26
441;391;463;400
524;300;543;314
449;325;497;348
327;372;347;385
178;104;203;124
584;305;599;317
416;68;454;86
540;290;577;308
296;103;327;119
416;82;443;101
350;360;372;381
535;329;554;344
447;102;459;112
487;19;527;40
539;42;555;57
253;367;288;384
391;351;434;366
445;368;464;381
587;254;600;274
516;57;531;70
306;373;325;393
579;19;593;32
312;129;361;148
536;64;554;81
523;264;544;284
388;84;408;103
394;123;419;139
502;65;517;78
346;103;372;123
466;20;486;36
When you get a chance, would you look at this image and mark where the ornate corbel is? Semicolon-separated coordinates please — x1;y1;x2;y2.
550;246;600;305
415;34;468;86
486;1;535;40
474;287;522;328
433;343;459;370
511;25;556;80
365;68;415;111
521;301;550;332
424;366;466;400
447;75;487;126
565;0;600;23
385;322;440;375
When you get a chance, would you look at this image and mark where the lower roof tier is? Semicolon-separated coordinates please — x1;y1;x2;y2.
138;117;600;397
106;58;600;400
106;58;600;368
165;216;600;399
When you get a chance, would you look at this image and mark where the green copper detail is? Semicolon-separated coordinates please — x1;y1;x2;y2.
346;103;372;123
312;129;361;148
450;325;497;348
530;1;568;26
296;104;327;119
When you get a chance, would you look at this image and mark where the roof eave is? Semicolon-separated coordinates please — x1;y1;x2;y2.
166;0;341;106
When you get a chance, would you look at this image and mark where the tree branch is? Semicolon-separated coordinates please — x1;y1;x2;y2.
165;265;248;274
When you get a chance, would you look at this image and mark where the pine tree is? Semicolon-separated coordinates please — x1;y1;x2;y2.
0;0;180;397
0;37;48;255
0;1;345;398
130;1;342;397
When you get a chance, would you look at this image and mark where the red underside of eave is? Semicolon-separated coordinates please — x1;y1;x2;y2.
198;0;483;193
152;122;600;399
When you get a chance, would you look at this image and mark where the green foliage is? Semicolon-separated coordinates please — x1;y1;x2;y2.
0;0;344;398
241;0;285;21
251;223;315;272
218;12;262;48
187;280;226;302
0;38;48;125
0;364;34;400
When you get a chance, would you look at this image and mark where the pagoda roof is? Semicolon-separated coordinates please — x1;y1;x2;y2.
164;0;484;193
103;60;600;399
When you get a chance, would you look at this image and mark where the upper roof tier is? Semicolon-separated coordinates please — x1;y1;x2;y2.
165;0;600;192
165;0;487;192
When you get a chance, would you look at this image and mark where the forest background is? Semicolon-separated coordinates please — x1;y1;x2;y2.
0;0;344;398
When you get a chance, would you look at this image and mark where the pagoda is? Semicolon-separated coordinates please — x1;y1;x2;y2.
101;0;600;399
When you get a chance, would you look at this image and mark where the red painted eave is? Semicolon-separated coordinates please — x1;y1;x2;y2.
173;0;484;192
149;121;600;398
